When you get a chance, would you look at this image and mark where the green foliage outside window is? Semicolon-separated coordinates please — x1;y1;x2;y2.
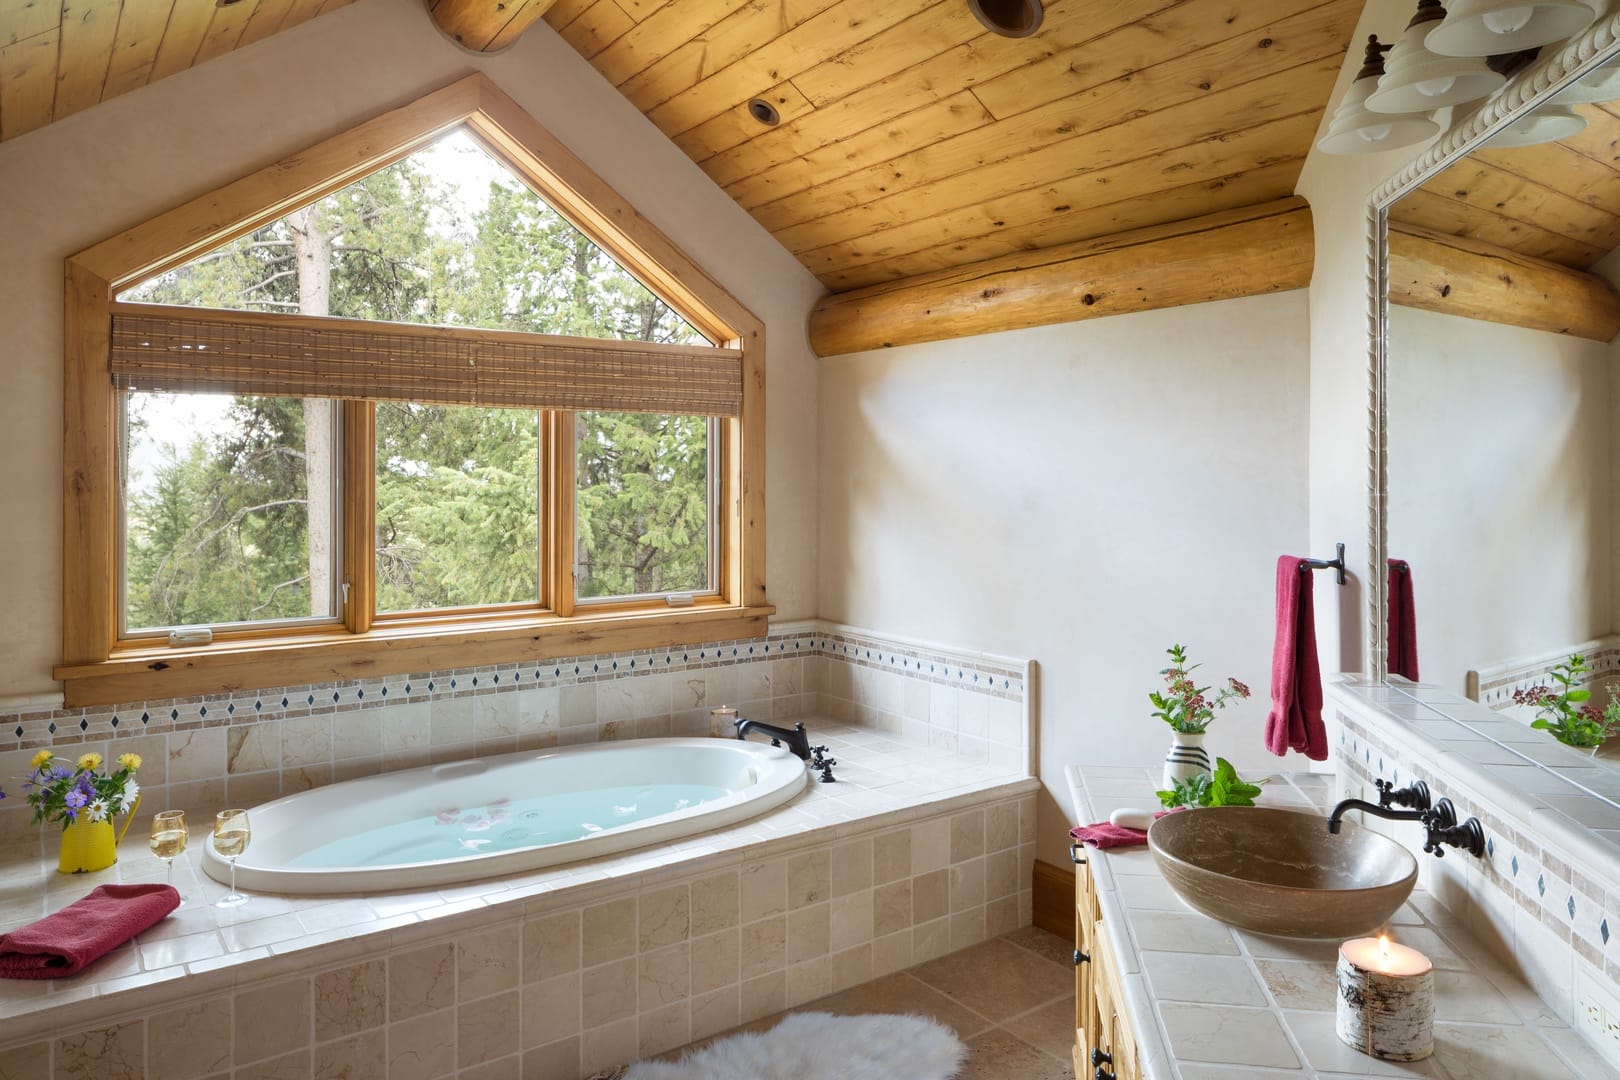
120;131;714;630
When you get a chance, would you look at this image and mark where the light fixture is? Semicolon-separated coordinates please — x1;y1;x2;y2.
746;98;781;126
1424;0;1600;58
1367;0;1506;113
1487;101;1588;144
967;0;1044;38
1554;57;1620;102
1317;36;1443;155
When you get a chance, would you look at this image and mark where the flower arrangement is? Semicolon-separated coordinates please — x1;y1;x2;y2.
1513;654;1620;749
1150;644;1252;734
21;750;142;827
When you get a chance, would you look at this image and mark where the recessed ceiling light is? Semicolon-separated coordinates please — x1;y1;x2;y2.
968;0;1044;38
747;99;781;126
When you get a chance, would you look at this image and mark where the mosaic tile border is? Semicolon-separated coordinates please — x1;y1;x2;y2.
0;621;1026;754
1337;710;1620;1006
1469;635;1620;710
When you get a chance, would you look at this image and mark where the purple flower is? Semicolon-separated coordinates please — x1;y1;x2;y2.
63;786;88;810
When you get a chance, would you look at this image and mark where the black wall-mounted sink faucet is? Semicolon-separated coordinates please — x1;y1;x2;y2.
1327;779;1485;858
734;717;813;761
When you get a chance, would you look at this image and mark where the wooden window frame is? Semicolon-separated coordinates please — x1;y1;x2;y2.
58;74;769;708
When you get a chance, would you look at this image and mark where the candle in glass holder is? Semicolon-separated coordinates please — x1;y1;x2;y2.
1336;934;1433;1061
709;706;738;738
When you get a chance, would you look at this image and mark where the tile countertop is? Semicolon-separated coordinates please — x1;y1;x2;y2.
0;720;1033;1041
1066;765;1620;1080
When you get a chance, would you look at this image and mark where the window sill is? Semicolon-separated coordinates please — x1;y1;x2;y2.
55;604;774;708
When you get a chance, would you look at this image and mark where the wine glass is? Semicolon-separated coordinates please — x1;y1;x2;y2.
149;810;187;907
212;809;251;908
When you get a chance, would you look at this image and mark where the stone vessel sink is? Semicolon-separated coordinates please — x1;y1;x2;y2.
1147;807;1418;939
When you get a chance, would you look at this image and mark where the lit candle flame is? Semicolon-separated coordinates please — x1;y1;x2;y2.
1380;934;1390;966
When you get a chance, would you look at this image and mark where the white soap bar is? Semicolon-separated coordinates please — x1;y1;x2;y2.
1109;808;1156;831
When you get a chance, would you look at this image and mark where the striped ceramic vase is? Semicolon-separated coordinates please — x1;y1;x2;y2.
1162;731;1212;791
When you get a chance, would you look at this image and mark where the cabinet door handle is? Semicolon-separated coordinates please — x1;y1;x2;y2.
1090;1048;1112;1067
1073;949;1090;966
1094;1069;1116;1080
1070;842;1088;865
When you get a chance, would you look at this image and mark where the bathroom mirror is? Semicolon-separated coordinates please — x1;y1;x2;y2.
1373;23;1620;801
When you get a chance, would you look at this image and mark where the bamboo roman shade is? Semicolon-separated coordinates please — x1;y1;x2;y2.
108;303;744;417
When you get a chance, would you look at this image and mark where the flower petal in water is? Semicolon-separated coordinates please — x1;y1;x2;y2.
457;838;492;851
674;799;690;810
581;823;602;833
612;804;637;817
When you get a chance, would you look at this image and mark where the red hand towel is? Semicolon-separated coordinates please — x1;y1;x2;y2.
1387;559;1419;682
1069;812;1171;850
1265;556;1327;761
0;884;178;979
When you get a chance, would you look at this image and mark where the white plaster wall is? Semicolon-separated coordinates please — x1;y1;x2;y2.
816;293;1311;864
1387;307;1612;692
1294;0;1430;687
0;0;825;701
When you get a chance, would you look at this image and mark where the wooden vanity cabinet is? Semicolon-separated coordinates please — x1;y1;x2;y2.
1074;848;1142;1080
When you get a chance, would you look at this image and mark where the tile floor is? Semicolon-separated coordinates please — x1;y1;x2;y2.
647;926;1076;1079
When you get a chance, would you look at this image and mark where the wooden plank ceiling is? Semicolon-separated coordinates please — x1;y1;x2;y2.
543;0;1364;291
0;0;354;143
1391;101;1620;270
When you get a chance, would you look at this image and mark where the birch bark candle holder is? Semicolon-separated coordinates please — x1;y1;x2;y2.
1336;934;1434;1061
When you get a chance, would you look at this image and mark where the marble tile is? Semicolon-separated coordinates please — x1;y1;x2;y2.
1001;925;1072;968
690;871;739;936
1236;930;1341;962
0;1042;48;1080
1141;952;1268;1007
830;837;873;897
740;858;787;922
874;879;911;937
458;924;520;1000
523;910;580;982
787;903;830;963
914;869;948;924
581;957;637;1028
690;986;741;1042
691;928;740;996
639;943;690;1008
909;939;1072;1022
1282;1010;1442;1076
787;850;830;909
1001;996;1078;1061
237;1048;311;1079
581;1016;638;1077
639;1000;691;1058
522;972;581;1049
458;988;519;1067
874;829;911;884
389;942;455;1021
1128;910;1239;956
313;1029;386;1080
741;916;787;980
582;896;637;967
951;810;985;862
234;978;310;1066
913;819;951;876
639;884;690;950
958;1029;1072;1080
523;1037;581;1080
148;998;231;1079
387;1008;455;1080
313;958;386;1040
1253;958;1338;1012
1159;1003;1300;1069
950;857;986;912
1431;968;1521;1024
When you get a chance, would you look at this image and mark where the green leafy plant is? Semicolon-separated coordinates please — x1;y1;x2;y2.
1513;654;1620;749
1157;757;1266;809
1149;644;1251;734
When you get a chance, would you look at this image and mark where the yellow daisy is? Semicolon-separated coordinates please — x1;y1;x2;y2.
29;749;52;770
117;752;142;771
76;752;103;771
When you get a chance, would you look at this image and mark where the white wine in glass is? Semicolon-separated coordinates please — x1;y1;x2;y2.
213;808;251;908
149;810;187;907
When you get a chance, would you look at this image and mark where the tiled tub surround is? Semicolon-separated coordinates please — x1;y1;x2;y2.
1330;677;1620;1057
0;721;1038;1078
1067;764;1618;1079
0;619;1032;856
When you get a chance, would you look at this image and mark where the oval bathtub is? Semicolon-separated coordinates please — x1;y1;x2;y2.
200;738;806;894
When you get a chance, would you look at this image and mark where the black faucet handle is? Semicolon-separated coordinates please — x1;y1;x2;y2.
1376;778;1431;812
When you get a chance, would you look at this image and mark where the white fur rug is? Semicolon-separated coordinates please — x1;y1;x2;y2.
617;1011;967;1080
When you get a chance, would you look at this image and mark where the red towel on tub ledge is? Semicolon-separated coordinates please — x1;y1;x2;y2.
1265;555;1328;761
0;884;178;979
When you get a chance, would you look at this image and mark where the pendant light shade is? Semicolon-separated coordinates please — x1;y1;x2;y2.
1556;58;1620;102
1424;0;1600;57
1488;101;1588;145
1367;0;1506;113
1317;37;1443;155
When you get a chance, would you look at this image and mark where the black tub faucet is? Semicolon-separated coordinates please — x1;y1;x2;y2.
734;717;813;761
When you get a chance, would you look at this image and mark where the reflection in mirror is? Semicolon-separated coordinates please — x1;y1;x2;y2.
1384;58;1620;774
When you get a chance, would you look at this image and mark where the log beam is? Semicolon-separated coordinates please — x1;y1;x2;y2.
426;0;558;52
806;197;1314;357
1389;223;1620;343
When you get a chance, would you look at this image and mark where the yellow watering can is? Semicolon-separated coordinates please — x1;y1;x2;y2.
57;796;141;875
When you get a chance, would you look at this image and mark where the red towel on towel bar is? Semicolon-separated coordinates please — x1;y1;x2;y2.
1387;559;1419;682
1265;556;1327;761
0;884;178;979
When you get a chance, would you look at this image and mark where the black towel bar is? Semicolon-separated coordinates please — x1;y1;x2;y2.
1299;542;1347;586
